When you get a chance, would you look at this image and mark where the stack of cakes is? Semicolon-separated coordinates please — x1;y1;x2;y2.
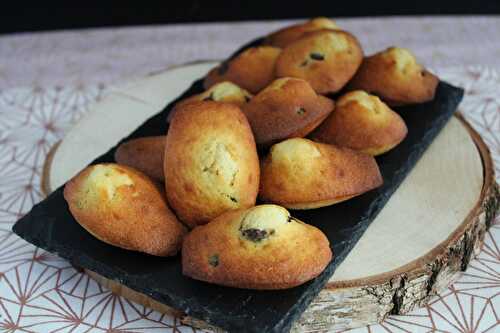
64;18;439;290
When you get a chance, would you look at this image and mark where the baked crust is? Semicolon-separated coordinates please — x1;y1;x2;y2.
265;17;340;48
165;101;260;227
311;90;408;156
242;78;334;147
63;163;187;256
167;81;252;123
182;205;332;289
275;29;363;94
347;47;439;106
204;46;281;94
114;136;166;181
259;138;383;209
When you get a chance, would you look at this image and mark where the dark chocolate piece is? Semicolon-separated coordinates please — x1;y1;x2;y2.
241;228;272;242
309;52;325;61
208;254;219;267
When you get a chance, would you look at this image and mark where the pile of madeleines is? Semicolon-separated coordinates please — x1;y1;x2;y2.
64;18;439;290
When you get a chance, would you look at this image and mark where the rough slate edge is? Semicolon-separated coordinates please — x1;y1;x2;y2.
11;37;465;333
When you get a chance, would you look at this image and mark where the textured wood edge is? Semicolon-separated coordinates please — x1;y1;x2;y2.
41;141;60;197
293;113;500;332
44;115;499;333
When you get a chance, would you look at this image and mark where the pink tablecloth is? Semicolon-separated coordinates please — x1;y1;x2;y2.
0;16;499;333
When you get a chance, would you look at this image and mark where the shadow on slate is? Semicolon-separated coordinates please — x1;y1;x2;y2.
13;35;464;333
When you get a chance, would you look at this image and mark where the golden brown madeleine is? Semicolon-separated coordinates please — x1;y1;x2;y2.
182;204;332;289
275;29;363;94
204;46;281;94
311;91;408;156
114;136;166;181
63;163;187;256
260;138;383;209
167;81;253;123
347;47;439;106
165;101;260;227
242;78;334;147
265;17;340;48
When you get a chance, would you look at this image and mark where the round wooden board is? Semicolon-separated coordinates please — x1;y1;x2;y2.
42;63;500;332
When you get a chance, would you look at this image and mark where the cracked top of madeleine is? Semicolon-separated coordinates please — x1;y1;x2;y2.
165;101;260;227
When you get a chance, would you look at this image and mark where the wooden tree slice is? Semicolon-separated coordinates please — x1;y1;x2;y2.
41;63;499;332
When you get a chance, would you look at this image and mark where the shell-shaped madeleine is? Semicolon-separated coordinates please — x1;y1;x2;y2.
347;47;439;106
265;17;340;48
63;163;187;256
114;136;166;181
242;77;334;147
165;101;260;227
182;204;332;289
311;91;408;156
260;138;383;209
275;29;363;94
167;81;253;123
204;46;281;94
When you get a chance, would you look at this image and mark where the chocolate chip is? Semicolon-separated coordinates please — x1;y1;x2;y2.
202;92;215;101
287;216;298;223
310;52;325;61
300;59;309;67
208;254;219;267
296;107;306;115
229;196;238;203
244;95;251;102
241;228;270;242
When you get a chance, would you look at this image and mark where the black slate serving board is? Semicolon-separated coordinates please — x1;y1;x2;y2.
13;36;464;333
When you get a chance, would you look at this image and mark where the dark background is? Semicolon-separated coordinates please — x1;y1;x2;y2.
2;0;500;34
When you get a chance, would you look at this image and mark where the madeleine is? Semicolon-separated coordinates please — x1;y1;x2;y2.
182;204;332;289
260;138;383;209
275;29;363;94
63;163;186;256
204;46;281;94
114;136;166;181
167;81;252;123
311;91;408;155
265;17;340;48
242;77;334;147
347;47;439;106
165;101;260;227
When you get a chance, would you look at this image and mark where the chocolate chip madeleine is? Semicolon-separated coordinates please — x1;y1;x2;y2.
204;46;281;94
311;91;408;156
182;204;332;289
165;101;260;227
275;29;363;94
347;47;439;106
260;138;383;209
64;163;186;256
242;77;334;147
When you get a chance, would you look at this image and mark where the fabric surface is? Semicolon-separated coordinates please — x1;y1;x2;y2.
0;16;499;332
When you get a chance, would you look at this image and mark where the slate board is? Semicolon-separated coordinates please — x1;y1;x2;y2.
12;36;464;333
